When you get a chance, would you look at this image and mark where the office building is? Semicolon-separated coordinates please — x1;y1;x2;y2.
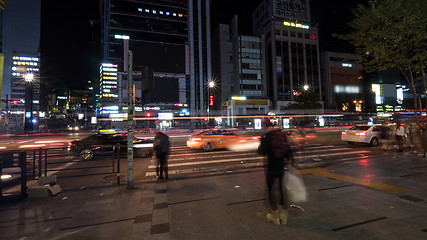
212;15;265;115
252;0;322;111
0;0;41;131
321;52;363;111
187;0;212;116
101;0;188;115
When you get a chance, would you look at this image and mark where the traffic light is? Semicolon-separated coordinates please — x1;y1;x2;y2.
204;117;208;122
146;112;151;117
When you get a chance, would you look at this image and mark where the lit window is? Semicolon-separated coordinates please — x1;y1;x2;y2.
138;8;142;12
166;12;170;15
145;9;149;13
159;11;163;15
153;10;156;14
173;13;176;16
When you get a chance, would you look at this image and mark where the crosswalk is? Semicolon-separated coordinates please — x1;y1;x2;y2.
144;144;372;179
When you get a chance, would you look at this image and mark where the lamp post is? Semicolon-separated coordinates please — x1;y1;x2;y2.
24;74;34;133
115;34;134;189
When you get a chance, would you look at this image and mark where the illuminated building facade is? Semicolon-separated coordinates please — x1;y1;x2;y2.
321;52;363;111
0;0;41;131
99;63;119;114
252;0;322;111
101;0;188;115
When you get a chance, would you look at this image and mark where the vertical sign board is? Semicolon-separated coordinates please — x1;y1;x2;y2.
255;119;262;130
283;118;290;129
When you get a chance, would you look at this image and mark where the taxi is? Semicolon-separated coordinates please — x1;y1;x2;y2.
186;129;259;151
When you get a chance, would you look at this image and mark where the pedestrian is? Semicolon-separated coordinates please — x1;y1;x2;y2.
153;131;170;179
258;118;294;225
395;122;405;152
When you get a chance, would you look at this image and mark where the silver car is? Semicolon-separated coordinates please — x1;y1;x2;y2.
341;124;394;147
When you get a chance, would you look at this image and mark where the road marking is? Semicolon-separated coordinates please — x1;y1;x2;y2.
298;168;410;194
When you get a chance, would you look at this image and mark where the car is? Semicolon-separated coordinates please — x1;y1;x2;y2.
186;129;259;151
287;128;317;150
341;124;400;147
67;125;80;132
68;131;154;160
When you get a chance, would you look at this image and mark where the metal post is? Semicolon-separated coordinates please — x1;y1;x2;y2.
20;152;28;199
117;144;121;185
33;150;36;179
44;149;47;177
112;145;116;173
127;50;134;189
38;148;42;177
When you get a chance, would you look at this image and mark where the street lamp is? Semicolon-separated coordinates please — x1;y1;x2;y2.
24;73;34;133
303;84;309;91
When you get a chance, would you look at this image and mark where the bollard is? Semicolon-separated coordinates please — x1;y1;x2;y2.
44;149;48;177
38;148;42;178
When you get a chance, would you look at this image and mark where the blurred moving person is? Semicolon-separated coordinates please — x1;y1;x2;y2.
258;118;295;225
153;132;170;179
380;124;393;153
395;122;405;152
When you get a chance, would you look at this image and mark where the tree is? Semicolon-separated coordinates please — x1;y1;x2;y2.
0;0;8;10
336;0;427;128
285;91;322;109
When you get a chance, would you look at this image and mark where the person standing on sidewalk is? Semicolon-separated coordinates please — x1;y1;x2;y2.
395;122;405;152
153;131;170;179
258;118;294;225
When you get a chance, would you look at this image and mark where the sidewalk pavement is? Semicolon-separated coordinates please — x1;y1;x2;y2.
1;153;427;240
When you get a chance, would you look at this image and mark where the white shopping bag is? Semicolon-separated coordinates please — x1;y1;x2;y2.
284;171;307;203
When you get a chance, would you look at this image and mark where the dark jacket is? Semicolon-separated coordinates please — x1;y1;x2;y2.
154;132;170;157
258;128;293;173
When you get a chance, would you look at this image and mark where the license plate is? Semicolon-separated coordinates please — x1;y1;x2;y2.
346;133;355;135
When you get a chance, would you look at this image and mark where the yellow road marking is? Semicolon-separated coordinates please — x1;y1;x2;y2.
297;168;410;195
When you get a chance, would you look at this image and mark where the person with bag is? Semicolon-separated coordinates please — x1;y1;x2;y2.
258;118;294;225
153;131;170;179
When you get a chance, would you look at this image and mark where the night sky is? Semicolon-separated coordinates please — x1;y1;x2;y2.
40;0;367;92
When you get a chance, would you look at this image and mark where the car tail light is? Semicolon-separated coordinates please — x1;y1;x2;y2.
356;132;367;136
341;131;347;135
68;142;73;147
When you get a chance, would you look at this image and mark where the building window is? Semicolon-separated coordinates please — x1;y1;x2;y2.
290;31;295;37
298;32;302;38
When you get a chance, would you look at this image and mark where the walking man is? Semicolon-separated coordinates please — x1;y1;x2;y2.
395;122;405;152
258;118;294;225
153;131;170;179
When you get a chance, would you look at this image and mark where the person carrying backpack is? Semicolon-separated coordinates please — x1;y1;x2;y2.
258;118;294;225
153;131;170;179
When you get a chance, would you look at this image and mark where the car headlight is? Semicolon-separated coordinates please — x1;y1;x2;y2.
74;126;79;131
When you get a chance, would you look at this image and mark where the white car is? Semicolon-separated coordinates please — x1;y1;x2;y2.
341;124;394;147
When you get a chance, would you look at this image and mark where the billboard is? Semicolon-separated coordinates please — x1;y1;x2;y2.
273;0;310;22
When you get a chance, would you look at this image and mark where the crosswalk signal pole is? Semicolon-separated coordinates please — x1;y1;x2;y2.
127;50;134;189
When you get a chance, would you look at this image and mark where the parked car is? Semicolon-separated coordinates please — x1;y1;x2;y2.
341;124;405;147
187;129;259;151
68;132;153;160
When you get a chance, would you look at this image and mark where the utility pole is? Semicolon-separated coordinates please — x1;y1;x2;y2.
127;50;134;189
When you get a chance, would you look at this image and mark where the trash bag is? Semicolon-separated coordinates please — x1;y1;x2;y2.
284;171;307;203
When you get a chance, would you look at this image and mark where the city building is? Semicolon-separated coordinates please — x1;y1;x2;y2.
100;0;188;115
212;15;265;114
321;52;363;111
0;0;41;132
187;0;212;116
252;0;322;112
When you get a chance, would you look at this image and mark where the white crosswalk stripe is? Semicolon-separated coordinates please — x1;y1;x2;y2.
145;144;373;179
